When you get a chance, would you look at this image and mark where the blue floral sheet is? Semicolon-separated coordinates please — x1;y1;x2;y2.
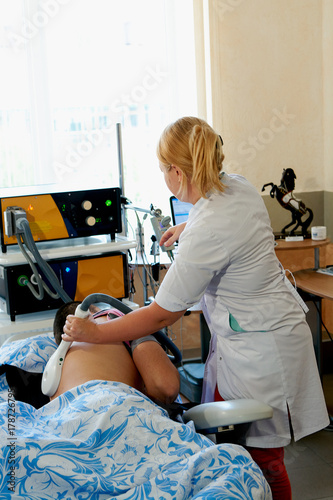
0;333;272;499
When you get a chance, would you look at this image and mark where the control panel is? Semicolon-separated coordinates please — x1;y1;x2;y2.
0;187;122;252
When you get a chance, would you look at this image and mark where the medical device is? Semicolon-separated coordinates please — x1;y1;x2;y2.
41;292;181;397
125;202;174;253
124;202;175;307
0;187;122;253
0;252;128;320
150;208;175;253
169;196;193;226
0;206;129;320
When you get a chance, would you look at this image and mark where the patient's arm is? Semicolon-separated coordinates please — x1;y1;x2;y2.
132;340;180;405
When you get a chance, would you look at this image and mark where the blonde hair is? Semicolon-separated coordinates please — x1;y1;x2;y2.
156;116;225;199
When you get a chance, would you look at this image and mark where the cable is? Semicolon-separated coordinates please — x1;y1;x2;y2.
311;298;333;343
125;206;178;342
132;209;160;298
20;232;60;300
16;236;45;300
17;218;71;303
167;250;174;262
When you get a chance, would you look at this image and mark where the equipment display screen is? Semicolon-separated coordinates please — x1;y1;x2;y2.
169;196;193;226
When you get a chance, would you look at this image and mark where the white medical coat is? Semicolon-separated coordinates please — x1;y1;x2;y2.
155;173;329;448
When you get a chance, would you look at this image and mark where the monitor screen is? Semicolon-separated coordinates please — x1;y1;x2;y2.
169;196;193;226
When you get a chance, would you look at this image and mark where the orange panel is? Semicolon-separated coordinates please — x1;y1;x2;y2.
1;194;69;245
74;254;126;300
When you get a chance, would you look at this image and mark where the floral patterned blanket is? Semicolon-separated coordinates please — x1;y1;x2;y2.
0;333;271;499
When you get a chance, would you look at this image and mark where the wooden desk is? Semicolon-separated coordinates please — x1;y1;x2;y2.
275;238;330;269
293;269;333;300
293;269;333;378
275;240;331;369
293;269;333;427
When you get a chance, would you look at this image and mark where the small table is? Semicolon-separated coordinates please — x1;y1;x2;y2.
293;269;333;300
293;268;333;427
292;269;333;376
274;238;330;269
274;238;331;372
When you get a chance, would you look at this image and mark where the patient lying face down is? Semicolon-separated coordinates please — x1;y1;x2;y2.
51;302;180;405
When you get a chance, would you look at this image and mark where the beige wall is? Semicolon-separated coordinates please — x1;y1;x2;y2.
195;0;332;191
134;2;333;357
188;2;333;360
323;0;333;192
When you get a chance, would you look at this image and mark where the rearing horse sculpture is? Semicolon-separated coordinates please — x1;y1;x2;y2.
262;168;313;237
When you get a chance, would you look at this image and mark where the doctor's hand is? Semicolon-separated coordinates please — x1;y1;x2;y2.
62;314;100;343
159;222;186;248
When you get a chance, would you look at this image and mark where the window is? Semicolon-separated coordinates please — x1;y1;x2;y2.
0;0;197;224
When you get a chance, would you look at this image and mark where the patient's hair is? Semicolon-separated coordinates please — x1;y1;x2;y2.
53;301;81;345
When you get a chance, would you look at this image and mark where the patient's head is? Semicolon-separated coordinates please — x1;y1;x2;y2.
53;301;120;345
53;301;81;345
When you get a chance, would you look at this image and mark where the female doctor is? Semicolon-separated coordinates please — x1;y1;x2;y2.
63;116;329;499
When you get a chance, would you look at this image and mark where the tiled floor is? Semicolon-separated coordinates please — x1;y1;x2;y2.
285;373;333;500
285;428;333;500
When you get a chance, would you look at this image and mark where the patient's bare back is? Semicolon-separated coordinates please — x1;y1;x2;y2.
51;341;144;400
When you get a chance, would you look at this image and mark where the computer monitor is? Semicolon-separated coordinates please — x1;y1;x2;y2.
169;196;193;226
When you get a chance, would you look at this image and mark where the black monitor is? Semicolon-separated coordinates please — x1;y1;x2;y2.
169;196;193;226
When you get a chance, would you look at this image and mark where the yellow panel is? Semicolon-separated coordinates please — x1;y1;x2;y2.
1;194;69;245
74;254;126;300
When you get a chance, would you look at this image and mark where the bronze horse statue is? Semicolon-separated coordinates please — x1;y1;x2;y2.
262;168;313;237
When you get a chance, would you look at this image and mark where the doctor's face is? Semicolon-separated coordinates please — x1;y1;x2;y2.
159;163;183;200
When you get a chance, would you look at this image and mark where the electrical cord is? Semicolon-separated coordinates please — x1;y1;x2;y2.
132;209;159;298
124;207;178;346
16;236;45;300
167;250;174;261
311;298;333;343
134;248;159;301
16;218;71;303
127;213;159;299
21;232;60;300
